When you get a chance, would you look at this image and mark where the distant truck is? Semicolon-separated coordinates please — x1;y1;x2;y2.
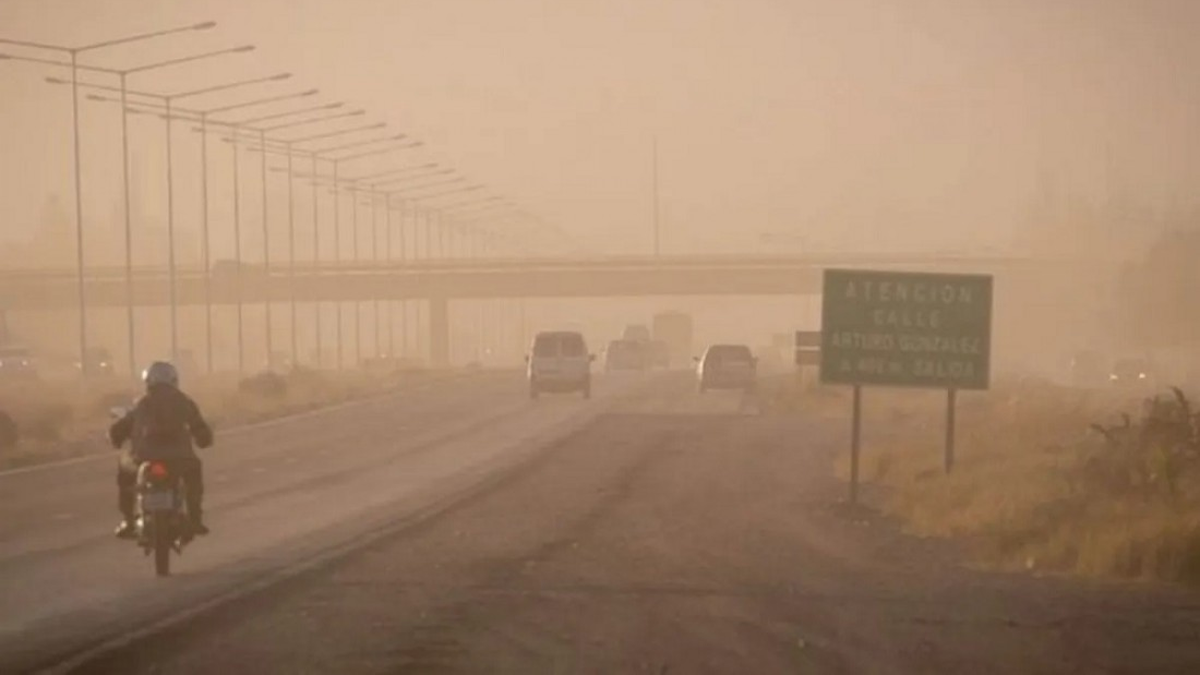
622;324;651;343
651;311;693;368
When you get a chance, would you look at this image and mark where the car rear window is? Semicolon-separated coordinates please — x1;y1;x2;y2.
708;345;752;363
533;333;586;357
533;335;559;356
560;334;586;357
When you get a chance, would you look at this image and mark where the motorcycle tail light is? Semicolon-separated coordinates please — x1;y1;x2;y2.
149;462;169;479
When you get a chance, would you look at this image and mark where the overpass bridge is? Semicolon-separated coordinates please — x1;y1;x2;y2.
0;253;1065;308
0;254;1102;367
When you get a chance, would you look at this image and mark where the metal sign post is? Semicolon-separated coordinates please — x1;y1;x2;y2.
794;330;821;388
851;384;862;505
820;269;993;501
945;388;957;473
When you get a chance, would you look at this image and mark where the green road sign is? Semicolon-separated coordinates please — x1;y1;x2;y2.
819;269;993;390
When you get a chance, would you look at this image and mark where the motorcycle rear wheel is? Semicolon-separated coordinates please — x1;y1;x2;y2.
153;515;172;577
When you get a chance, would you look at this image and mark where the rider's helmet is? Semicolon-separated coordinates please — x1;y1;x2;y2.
142;361;180;389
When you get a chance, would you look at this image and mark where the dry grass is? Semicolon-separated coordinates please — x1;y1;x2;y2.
0;366;440;470
836;380;1200;585
754;371;852;418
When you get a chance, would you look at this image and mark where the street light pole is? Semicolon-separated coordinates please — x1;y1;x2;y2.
165;98;179;361
351;184;361;366
119;72;134;378
257;137;422;369
372;193;382;359
9;34;256;375
311;153;321;367
286;141;297;365
1;22;218;377
232;117;384;368
199;110;212;373
259;128;273;369
333;159;344;369
67;50;87;375
232;125;245;374
385;195;396;361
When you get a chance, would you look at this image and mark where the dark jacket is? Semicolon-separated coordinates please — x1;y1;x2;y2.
109;384;213;460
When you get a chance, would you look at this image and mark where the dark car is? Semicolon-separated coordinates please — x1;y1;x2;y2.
76;347;115;377
696;344;757;393
1110;358;1155;388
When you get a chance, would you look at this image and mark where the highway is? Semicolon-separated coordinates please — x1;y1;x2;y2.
2;372;1200;673
0;370;656;673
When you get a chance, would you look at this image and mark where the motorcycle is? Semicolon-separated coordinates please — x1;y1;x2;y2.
136;458;193;576
111;406;194;577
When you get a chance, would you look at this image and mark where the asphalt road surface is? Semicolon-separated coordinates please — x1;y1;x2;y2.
4;371;1200;674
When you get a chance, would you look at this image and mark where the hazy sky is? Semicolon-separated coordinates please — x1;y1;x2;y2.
1;0;1198;261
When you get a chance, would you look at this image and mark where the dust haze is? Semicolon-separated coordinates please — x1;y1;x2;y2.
0;0;1196;375
3;2;1200;673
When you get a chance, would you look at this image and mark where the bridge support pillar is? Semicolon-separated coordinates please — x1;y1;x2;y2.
429;296;450;367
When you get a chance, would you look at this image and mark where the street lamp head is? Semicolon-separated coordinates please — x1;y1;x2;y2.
270;73;293;81
233;45;256;53
85;94;107;102
192;21;218;30
45;76;69;85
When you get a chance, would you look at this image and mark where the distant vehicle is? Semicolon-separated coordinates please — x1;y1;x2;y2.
622;324;651;343
527;331;593;399
0;344;37;380
605;339;648;372
76;347;115;377
651;311;693;368
696;344;757;393
648;340;670;369
1110;357;1155;388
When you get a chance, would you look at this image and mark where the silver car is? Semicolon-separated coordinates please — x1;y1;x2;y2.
527;331;594;399
696;344;757;393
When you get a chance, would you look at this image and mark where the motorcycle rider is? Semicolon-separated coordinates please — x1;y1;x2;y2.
109;361;213;539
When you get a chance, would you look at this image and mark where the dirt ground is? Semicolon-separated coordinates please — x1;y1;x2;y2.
78;378;1200;675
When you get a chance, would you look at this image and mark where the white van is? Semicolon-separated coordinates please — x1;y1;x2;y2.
527;331;593;399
